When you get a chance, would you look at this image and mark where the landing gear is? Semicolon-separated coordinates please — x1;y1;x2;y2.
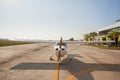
68;54;73;61
49;56;55;61
69;58;72;61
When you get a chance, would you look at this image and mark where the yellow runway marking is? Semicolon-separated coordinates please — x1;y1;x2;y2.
54;62;60;80
54;50;60;80
66;65;118;80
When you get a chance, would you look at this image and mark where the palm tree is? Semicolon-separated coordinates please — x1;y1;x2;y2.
84;34;90;41
89;32;98;41
107;30;120;47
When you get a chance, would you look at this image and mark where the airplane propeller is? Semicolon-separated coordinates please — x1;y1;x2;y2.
57;37;62;63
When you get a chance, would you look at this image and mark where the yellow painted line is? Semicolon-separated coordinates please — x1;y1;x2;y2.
66;65;118;80
54;37;62;80
54;50;60;80
54;62;60;80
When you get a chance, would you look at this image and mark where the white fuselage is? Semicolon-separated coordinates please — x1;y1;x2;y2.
49;38;73;62
54;45;67;57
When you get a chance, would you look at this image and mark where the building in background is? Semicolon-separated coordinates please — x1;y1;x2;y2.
98;21;120;42
83;20;120;46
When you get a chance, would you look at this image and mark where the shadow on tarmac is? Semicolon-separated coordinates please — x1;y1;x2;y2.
61;58;120;80
10;54;120;80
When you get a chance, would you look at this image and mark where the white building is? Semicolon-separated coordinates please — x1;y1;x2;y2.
98;21;120;41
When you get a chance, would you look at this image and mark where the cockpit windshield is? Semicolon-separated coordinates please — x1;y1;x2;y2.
56;42;67;46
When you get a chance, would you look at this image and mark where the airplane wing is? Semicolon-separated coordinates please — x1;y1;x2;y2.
37;38;115;44
65;40;115;43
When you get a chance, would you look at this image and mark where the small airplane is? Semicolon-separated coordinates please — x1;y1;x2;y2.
49;37;73;63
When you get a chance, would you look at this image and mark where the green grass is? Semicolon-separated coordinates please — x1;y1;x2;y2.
0;40;36;47
86;44;120;50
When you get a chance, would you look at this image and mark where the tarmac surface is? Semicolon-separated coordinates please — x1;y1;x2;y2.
0;43;120;80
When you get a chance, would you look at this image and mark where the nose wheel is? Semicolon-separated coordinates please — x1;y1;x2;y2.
68;54;73;61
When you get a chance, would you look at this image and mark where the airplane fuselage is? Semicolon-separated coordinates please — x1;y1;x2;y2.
54;42;67;57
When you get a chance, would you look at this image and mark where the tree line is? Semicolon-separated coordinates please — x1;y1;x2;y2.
84;30;120;47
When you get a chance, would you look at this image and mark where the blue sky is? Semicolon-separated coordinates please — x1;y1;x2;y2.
0;0;120;40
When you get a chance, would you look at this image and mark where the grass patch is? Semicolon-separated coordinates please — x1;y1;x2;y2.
94;45;120;50
85;44;120;50
0;40;36;47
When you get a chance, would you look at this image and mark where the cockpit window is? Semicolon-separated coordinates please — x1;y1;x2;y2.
56;42;67;46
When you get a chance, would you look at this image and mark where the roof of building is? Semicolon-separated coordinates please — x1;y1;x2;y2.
98;21;120;32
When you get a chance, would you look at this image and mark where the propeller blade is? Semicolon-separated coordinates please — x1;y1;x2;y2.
60;37;62;48
57;37;62;62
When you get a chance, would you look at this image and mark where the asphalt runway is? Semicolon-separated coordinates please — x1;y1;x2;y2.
0;43;120;80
